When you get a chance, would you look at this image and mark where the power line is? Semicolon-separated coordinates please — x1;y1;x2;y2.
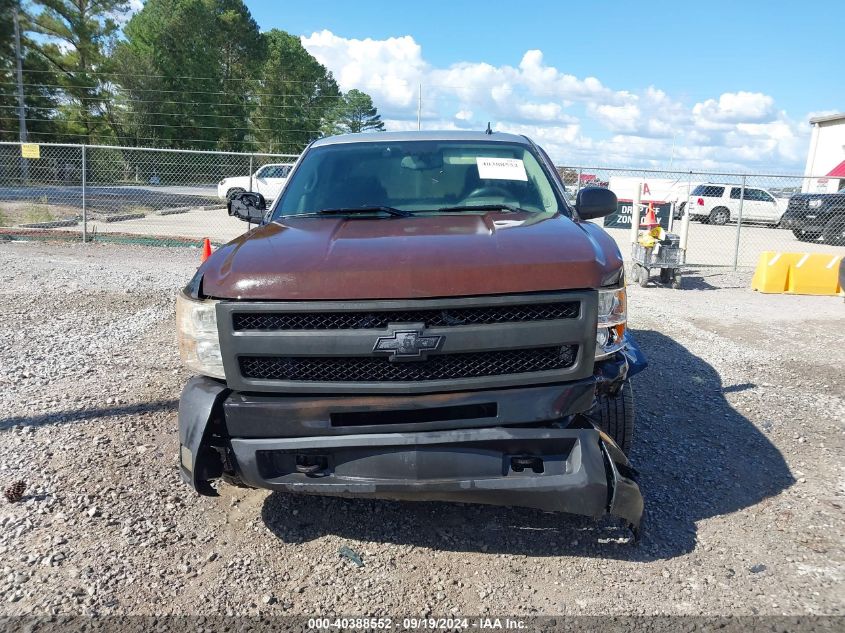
0;81;348;100
6;114;325;134
0;128;311;148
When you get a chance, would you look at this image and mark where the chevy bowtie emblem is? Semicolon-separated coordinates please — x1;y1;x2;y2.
373;330;443;362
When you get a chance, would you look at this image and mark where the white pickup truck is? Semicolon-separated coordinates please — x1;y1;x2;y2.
217;163;294;202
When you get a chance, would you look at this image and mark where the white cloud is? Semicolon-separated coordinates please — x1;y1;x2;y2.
588;102;641;133
692;91;775;128
302;30;424;111
300;31;808;172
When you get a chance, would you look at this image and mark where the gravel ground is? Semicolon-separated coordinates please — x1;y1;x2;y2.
0;241;842;617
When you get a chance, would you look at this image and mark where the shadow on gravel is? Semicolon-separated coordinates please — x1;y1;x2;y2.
259;329;794;561
641;272;742;291
0;399;178;431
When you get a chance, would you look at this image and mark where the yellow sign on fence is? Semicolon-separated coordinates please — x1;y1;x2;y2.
21;143;40;159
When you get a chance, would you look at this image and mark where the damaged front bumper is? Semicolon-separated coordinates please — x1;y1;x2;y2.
227;425;643;532
178;370;644;533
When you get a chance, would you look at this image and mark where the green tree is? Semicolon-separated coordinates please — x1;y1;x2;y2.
27;0;130;143
323;89;385;135
0;0;61;142
251;29;340;153
114;0;262;149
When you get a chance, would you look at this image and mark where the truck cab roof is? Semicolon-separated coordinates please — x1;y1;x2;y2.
311;130;533;148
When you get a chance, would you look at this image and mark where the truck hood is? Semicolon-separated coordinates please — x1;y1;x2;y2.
200;212;623;300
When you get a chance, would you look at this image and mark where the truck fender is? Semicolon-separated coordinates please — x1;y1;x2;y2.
178;376;230;496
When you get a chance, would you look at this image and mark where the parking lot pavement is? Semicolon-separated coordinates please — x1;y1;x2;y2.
89;207;246;242
0;184;218;217
0;241;842;617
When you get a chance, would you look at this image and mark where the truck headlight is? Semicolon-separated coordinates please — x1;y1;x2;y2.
176;291;225;379
596;287;627;359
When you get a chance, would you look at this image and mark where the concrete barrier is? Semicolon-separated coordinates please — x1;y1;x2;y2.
752;251;844;296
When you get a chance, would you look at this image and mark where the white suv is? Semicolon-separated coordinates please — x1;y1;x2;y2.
680;184;787;226
217;163;294;202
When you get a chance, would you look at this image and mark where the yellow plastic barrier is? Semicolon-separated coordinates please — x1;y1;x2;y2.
787;253;844;296
751;251;800;293
752;251;844;296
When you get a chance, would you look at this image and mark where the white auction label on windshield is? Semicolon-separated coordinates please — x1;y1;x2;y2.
476;157;528;181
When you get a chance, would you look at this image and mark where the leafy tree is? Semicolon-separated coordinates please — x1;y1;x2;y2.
114;0;262;149
0;0;61;142
323;89;385;135
251;29;340;153
27;0;130;143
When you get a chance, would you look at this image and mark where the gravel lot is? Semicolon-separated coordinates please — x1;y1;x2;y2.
0;241;842;617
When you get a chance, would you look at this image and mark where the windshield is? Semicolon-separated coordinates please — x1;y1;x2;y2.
272;140;564;218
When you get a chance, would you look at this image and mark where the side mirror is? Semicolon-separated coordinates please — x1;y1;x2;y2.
228;191;267;223
575;187;618;220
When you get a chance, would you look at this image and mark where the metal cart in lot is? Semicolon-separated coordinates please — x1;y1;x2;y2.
631;236;685;289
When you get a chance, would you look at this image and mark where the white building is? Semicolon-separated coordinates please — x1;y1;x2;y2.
803;113;845;193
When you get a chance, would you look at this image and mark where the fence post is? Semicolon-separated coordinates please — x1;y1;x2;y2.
248;154;254;192
576;168;582;196
629;182;642;247
732;175;746;271
680;171;692;253
81;144;87;243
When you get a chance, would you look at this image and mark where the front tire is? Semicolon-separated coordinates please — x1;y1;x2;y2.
226;187;246;202
590;380;635;454
709;207;730;225
821;216;845;246
792;228;820;242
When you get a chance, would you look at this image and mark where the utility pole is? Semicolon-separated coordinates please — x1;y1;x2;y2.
12;1;29;181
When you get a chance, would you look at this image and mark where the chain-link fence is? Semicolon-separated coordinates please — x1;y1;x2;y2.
2;141;844;267
0;141;297;246
559;166;845;268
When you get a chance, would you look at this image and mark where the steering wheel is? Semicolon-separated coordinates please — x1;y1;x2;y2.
466;186;511;199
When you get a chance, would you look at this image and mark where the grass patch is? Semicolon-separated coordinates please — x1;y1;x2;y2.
23;196;55;224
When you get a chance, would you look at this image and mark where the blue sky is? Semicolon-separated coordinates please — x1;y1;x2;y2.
248;0;843;171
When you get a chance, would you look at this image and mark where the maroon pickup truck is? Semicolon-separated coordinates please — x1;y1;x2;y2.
176;131;646;537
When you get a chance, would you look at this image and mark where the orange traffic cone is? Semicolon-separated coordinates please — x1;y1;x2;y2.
200;238;212;262
640;203;659;228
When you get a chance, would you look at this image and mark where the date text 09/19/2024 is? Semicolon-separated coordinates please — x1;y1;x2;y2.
307;617;527;630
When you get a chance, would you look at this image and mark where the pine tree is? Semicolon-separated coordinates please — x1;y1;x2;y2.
28;0;130;143
323;89;385;135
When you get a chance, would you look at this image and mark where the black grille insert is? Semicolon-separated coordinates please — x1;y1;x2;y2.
331;403;497;427
239;346;578;383
233;302;579;331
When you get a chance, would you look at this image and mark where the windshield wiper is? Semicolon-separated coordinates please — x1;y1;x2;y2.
315;206;413;218
435;204;530;214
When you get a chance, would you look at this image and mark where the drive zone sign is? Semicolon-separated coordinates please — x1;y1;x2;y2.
605;200;671;229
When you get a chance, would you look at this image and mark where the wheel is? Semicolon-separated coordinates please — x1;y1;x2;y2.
226;187;245;203
589;379;635;454
792;228;820;242
709;207;730;225
671;271;682;289
638;267;649;287
821;216;845;246
629;264;640;284
659;268;671;284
